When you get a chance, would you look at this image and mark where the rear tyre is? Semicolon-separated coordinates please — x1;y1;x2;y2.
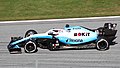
96;39;109;51
25;30;38;37
24;41;38;53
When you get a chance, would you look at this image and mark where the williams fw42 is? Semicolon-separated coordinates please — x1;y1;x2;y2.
7;23;117;54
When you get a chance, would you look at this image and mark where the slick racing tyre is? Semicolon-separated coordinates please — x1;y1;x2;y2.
96;39;109;51
25;30;38;37
24;41;38;53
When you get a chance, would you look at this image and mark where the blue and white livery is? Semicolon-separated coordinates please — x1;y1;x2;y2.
7;23;117;54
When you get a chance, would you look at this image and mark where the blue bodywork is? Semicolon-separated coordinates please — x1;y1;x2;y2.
9;34;53;49
9;26;98;49
7;23;118;53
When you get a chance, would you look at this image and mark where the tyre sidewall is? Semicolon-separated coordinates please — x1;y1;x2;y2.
97;39;109;51
24;41;37;53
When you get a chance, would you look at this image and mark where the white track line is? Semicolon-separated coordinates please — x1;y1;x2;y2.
0;16;120;24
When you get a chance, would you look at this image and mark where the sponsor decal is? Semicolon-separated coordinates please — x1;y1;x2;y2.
74;32;90;36
73;28;81;30
66;39;83;42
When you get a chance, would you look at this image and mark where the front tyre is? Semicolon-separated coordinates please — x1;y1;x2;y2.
96;39;109;51
25;30;38;37
24;41;38;53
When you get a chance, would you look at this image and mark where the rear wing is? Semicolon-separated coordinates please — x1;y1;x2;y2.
104;23;117;30
97;23;117;36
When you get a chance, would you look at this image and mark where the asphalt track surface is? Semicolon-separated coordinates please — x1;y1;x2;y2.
0;17;120;68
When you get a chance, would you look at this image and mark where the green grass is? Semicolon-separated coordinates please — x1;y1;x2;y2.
0;0;120;21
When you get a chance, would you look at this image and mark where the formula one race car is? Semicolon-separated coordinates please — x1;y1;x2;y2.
7;23;117;54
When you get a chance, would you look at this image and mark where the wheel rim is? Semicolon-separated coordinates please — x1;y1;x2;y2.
97;39;108;50
98;41;107;49
25;41;37;53
26;44;35;52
